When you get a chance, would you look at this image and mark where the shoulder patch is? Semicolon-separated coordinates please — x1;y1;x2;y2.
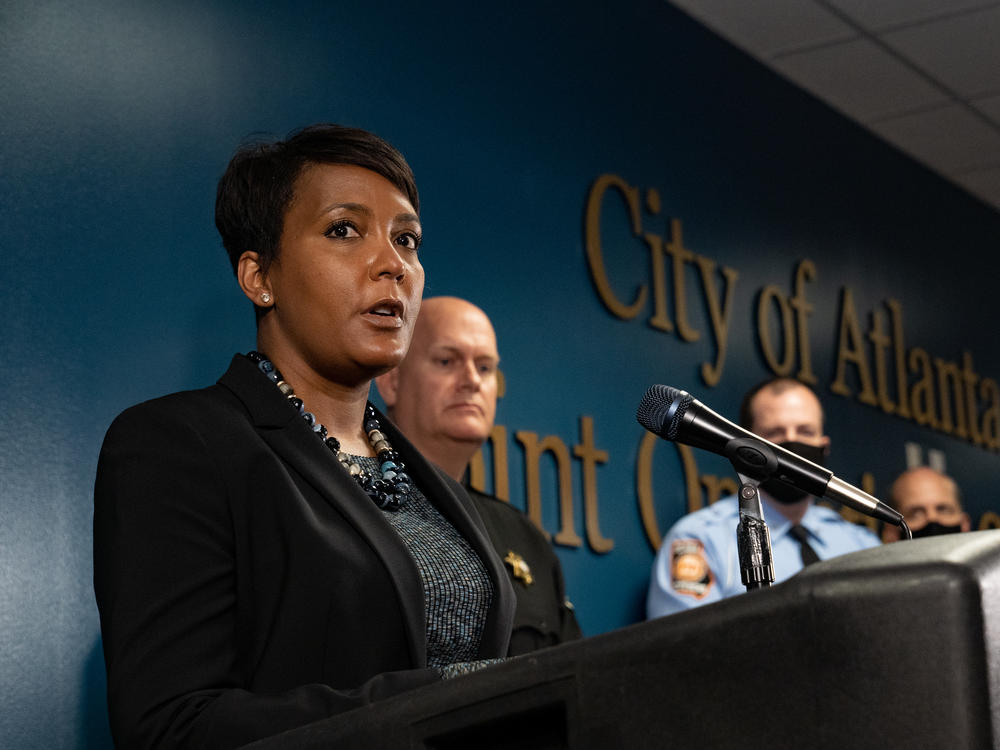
670;539;714;599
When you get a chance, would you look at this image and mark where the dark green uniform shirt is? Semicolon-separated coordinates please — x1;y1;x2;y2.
465;487;583;655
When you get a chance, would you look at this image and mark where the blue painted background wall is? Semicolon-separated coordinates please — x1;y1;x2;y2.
3;1;1000;746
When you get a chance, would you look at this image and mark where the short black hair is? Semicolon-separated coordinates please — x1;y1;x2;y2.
214;123;419;277
738;377;823;430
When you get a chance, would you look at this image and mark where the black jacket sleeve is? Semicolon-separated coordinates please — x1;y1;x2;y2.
93;396;440;749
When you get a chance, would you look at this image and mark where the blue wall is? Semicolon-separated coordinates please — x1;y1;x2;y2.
4;1;1000;746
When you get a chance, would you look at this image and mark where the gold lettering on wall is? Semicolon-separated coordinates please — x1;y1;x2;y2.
636;431;662;549
664;219;700;343
981;378;1000;450
573;416;614;553
676;444;708;515
830;287;878;405
755;260;817;381
636;432;733;550
584;174;1000;561
979;511;1000;530
790;260;818;384
694;255;739;386
584;175;740;386
868;310;896;414
468;424;510;500
585;173;1000;455
909;347;937;428
469;370;612;553
820;295;995;453
757;284;795;375
515;431;584;548
643;231;673;332
962;352;983;447
934;357;967;438
584;174;646;320
886;299;912;418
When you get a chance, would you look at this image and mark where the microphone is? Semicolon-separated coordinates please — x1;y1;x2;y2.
636;384;903;526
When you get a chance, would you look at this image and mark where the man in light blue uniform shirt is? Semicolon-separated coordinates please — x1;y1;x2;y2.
647;377;881;618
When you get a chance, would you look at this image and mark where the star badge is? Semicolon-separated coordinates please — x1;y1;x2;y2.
503;550;533;586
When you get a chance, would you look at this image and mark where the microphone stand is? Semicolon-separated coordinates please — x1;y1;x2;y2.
734;472;774;591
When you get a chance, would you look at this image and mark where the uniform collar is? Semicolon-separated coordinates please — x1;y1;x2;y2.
760;494;824;543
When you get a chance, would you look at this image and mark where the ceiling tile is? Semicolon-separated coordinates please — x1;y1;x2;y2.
881;6;1000;97
824;0;994;32
667;0;856;57
666;0;1000;214
868;104;1000;173
769;38;950;121
973;93;1000;124
950;166;1000;208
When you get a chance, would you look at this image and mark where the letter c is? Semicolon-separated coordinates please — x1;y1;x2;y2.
584;174;647;319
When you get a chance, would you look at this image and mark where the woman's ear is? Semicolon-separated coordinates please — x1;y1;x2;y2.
237;251;273;308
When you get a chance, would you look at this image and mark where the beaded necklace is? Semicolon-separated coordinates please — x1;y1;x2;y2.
247;351;411;510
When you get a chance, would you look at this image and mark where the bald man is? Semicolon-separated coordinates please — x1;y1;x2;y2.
883;466;971;541
377;296;582;655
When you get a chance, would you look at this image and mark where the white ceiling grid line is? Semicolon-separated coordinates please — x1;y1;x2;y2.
667;0;1000;213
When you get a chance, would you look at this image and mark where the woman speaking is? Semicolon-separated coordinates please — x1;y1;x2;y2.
93;124;514;749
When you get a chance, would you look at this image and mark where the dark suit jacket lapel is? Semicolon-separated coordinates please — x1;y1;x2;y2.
217;355;428;666
378;412;515;658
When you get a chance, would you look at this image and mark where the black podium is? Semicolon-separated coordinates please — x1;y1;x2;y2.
245;530;1000;749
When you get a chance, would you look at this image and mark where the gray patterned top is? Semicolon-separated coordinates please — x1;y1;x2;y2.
352;456;494;669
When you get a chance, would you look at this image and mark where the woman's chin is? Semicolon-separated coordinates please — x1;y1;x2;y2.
355;349;407;378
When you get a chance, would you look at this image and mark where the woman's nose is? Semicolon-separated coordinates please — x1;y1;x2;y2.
371;240;406;281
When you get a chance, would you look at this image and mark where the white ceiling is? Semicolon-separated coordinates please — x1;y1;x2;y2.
667;0;1000;214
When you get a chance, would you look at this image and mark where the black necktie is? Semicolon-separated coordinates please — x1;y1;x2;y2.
789;525;820;567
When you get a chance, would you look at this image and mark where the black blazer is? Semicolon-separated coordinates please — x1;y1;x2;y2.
94;354;515;749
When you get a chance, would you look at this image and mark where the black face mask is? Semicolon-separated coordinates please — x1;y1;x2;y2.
911;521;964;539
759;441;827;505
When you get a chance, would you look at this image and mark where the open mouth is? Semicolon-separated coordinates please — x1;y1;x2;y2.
364;299;405;328
367;299;403;319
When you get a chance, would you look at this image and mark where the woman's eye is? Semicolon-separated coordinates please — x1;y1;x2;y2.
396;232;422;250
325;221;360;239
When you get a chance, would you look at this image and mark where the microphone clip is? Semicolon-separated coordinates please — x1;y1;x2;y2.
734;472;775;591
725;437;780;482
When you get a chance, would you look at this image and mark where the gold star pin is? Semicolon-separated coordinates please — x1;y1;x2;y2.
503;550;533;586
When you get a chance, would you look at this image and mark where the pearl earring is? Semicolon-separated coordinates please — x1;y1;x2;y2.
261;292;271;304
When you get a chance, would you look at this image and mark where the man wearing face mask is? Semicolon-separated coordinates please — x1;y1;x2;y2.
646;377;881;618
881;466;971;542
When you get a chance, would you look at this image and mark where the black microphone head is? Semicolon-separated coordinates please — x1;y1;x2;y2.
636;385;692;440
